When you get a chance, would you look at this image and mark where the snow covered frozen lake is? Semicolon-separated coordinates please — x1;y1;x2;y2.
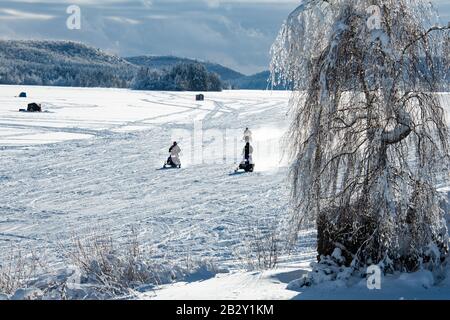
0;85;449;300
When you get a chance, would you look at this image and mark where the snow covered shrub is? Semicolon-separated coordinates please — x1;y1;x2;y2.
59;229;221;298
271;0;450;273
236;220;284;270
0;248;47;295
63;230;163;296
251;229;280;270
1;229;221;300
288;248;356;289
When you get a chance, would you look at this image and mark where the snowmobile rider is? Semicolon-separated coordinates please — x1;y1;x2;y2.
242;142;254;164
235;141;255;173
243;127;252;143
167;141;181;168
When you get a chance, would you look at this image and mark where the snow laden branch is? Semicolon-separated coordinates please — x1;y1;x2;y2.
271;0;449;272
402;25;450;56
381;108;412;145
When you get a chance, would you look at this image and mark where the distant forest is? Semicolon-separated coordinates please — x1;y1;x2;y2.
0;40;253;91
132;63;223;92
0;40;285;91
0;40;447;91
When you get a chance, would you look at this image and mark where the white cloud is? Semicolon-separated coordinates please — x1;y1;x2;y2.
106;16;141;25
0;8;54;20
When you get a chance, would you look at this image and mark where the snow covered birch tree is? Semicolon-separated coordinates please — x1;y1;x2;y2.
271;0;450;272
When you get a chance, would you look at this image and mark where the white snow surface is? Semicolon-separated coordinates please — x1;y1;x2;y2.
0;85;449;300
143;264;450;300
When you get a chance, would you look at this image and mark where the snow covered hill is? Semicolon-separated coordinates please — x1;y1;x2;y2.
0;41;136;87
0;40;282;90
0;86;449;300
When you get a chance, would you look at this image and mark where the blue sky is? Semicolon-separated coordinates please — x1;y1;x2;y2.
0;0;448;75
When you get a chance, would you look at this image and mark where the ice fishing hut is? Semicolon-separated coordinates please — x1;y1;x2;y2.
196;94;205;101
27;103;42;112
19;92;27;98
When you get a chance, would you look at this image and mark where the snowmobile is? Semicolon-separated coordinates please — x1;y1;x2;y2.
163;155;181;169
234;159;255;173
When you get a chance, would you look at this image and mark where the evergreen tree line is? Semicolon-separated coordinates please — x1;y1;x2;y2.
0;60;223;91
131;63;223;92
0;62;132;88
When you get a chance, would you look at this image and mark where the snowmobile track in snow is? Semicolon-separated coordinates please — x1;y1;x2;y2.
0;88;295;271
